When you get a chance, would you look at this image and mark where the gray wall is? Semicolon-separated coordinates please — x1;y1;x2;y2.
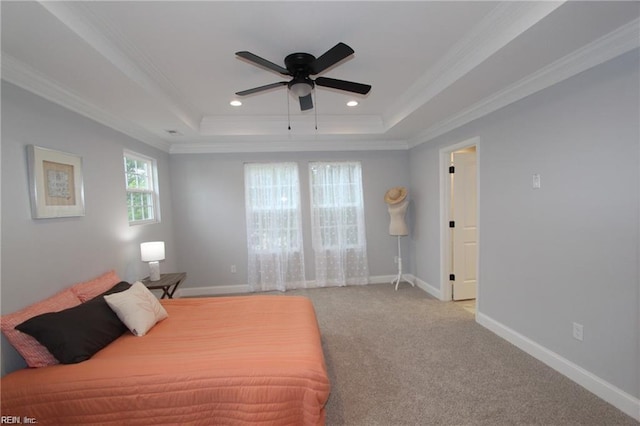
1;82;177;374
2;48;636;409
408;50;639;398
170;150;410;289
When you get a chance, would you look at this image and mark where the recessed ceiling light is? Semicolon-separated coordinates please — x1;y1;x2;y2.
230;100;242;107
347;100;358;107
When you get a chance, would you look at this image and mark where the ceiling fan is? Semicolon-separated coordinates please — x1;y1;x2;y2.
235;42;371;111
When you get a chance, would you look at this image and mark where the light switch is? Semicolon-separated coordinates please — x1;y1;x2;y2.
532;174;541;189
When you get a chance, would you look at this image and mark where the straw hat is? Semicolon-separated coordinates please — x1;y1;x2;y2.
384;187;407;205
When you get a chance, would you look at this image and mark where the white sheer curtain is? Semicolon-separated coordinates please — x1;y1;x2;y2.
245;163;305;292
309;161;369;287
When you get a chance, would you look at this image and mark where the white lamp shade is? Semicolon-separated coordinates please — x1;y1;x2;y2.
290;82;312;97
141;241;165;262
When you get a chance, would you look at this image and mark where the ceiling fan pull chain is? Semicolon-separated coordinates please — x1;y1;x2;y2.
287;89;291;131
314;88;318;130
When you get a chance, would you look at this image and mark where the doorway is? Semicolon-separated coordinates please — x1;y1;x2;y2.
440;137;479;306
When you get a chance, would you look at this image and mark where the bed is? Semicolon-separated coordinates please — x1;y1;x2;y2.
1;295;331;425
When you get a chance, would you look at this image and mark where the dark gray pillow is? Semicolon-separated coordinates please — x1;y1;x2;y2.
15;281;131;364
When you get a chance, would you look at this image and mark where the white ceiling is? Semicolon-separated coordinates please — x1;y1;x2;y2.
2;1;639;153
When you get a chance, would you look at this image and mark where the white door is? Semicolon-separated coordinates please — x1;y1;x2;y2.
451;149;477;301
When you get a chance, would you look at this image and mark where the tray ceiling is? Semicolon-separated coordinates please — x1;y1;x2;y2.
2;1;638;153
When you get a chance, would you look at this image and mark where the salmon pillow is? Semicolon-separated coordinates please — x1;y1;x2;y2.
1;289;81;367
70;270;121;302
15;282;131;364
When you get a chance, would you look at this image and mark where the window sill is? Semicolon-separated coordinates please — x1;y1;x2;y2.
129;219;160;226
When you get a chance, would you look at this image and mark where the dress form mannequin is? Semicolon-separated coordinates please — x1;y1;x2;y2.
388;200;409;236
384;187;414;291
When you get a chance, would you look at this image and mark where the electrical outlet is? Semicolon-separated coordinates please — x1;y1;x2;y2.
394;256;399;264
230;264;237;274
572;322;583;341
532;173;541;189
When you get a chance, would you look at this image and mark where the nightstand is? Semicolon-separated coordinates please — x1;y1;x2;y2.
141;272;186;299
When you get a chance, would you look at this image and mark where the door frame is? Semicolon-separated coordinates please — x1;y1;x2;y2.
439;137;480;305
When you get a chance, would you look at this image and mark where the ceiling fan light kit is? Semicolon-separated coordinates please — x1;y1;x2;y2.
235;42;371;112
288;78;314;97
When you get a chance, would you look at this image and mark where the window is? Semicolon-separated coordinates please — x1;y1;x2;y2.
309;161;369;286
309;161;366;249
244;162;305;291
245;163;302;253
124;151;159;225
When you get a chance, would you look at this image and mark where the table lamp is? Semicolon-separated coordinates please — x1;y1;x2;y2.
141;241;165;281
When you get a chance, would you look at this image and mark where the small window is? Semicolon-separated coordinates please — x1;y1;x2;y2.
124;151;159;225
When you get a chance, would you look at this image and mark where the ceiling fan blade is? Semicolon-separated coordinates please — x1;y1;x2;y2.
299;94;313;111
235;81;287;96
236;51;290;75
310;42;354;75
315;77;371;95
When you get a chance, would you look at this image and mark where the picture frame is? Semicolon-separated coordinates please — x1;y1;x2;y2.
27;145;85;219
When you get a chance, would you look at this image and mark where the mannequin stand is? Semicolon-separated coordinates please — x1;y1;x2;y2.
391;235;413;291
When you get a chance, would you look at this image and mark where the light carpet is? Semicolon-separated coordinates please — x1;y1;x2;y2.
279;284;637;426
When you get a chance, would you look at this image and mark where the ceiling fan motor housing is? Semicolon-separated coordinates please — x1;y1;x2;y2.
284;52;316;73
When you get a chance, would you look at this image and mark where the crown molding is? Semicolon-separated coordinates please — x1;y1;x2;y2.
200;114;385;136
170;138;409;154
1;54;172;152
408;17;640;147
382;1;565;131
39;1;201;131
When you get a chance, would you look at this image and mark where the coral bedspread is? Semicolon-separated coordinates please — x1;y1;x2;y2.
1;296;330;425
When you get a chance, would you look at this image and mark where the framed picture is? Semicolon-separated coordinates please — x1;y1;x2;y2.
27;145;85;219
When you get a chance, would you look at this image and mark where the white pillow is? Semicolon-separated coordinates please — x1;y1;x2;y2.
104;281;168;336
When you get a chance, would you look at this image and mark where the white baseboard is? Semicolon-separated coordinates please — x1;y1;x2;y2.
477;312;640;421
407;274;442;299
176;275;399;297
176;275;439;298
369;274;397;284
177;284;251;297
